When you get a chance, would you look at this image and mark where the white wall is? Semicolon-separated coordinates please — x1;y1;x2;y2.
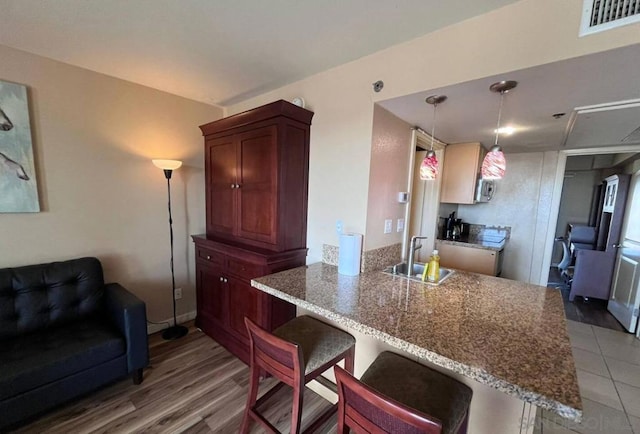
0;45;223;323
226;0;640;268
365;105;412;250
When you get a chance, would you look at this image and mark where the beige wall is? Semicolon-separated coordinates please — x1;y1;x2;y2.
457;152;558;282
365;105;412;250
227;0;640;266
0;45;223;323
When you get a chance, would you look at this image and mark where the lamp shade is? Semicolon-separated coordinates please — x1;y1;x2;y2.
419;151;438;181
481;148;506;180
152;159;182;170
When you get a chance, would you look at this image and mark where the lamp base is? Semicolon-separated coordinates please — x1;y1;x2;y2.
162;324;188;340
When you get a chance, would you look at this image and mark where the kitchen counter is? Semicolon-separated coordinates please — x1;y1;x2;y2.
436;225;509;251
436;236;505;251
252;262;581;423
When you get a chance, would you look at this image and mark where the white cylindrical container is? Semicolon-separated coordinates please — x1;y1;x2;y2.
338;233;363;276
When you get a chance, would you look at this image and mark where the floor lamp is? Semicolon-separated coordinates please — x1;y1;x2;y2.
153;159;188;340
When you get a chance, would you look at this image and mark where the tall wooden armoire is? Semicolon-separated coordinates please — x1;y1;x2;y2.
193;100;313;364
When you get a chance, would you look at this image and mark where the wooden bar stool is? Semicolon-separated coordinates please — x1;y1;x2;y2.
335;351;472;434
241;315;356;434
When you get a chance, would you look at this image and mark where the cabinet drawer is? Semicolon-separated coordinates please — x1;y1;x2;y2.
227;258;264;280
197;247;225;266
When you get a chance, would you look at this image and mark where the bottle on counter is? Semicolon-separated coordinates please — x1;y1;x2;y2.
427;250;440;282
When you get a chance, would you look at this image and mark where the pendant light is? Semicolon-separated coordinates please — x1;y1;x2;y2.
420;95;447;180
481;80;517;180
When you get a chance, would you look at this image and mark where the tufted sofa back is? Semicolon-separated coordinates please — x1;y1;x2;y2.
0;257;105;340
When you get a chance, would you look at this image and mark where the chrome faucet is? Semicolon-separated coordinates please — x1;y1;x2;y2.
407;236;428;276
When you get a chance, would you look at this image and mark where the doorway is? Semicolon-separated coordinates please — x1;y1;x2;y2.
546;150;640;331
401;128;446;263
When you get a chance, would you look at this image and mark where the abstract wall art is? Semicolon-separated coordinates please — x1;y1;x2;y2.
0;80;39;212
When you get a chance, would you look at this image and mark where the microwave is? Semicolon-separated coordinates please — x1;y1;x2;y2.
475;178;495;202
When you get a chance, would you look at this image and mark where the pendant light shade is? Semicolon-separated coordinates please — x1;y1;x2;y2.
420;150;438;180
481;80;517;180
420;95;447;181
481;145;506;179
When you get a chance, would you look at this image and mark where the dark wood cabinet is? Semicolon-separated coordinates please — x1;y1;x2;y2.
193;236;306;364
194;100;313;364
202;101;312;252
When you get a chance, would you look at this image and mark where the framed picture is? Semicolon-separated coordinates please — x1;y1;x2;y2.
0;80;39;212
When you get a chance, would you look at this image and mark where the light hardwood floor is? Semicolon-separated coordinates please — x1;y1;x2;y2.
14;324;336;433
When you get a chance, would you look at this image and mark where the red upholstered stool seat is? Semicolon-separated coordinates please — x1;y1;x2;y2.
335;351;472;434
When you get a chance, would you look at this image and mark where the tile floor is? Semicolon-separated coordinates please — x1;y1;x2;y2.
537;319;640;433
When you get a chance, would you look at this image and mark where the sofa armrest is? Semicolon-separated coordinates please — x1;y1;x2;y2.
104;283;149;373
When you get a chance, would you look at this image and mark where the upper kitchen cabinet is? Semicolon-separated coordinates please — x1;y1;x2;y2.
440;142;485;204
200;100;314;252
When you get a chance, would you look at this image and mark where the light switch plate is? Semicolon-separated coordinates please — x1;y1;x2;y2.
384;219;392;234
397;218;404;232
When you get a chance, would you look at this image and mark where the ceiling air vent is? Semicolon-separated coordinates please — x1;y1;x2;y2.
580;0;640;36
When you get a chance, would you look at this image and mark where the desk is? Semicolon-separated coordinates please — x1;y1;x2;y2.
252;263;582;433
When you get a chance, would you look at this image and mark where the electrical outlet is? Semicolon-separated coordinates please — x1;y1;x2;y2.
174;288;182;300
384;219;392;234
336;220;343;235
397;218;405;232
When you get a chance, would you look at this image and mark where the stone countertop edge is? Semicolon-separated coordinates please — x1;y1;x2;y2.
251;279;582;423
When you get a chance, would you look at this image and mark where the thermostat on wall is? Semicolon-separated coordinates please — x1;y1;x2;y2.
398;192;409;203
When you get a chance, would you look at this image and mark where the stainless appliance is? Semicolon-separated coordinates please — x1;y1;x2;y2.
475;178;495;202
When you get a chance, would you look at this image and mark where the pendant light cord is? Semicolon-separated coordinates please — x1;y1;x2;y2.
494;91;505;148
430;102;437;151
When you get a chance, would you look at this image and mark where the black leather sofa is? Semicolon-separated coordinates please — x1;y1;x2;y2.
0;257;149;430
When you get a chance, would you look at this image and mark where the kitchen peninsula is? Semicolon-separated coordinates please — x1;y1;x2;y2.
252;263;582;434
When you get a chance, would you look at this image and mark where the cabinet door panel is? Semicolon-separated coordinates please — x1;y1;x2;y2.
437;243;498;276
206;136;237;237
227;278;261;341
440;143;481;204
196;263;227;327
237;126;278;244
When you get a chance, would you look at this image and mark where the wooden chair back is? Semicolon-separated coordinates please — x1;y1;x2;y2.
334;365;443;434
244;317;304;388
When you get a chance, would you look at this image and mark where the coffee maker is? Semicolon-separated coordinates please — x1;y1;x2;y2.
439;212;467;240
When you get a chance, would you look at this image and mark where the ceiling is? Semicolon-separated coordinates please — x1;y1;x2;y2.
379;43;640;153
0;0;518;106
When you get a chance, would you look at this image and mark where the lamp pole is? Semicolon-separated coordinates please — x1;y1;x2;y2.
153;159;188;340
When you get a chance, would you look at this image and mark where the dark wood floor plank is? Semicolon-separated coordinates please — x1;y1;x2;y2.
135;377;244;434
180;419;214;434
129;349;239;408
547;267;626;332
93;359;246;433
13;325;337;434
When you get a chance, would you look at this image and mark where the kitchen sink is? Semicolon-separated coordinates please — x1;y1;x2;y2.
382;262;455;285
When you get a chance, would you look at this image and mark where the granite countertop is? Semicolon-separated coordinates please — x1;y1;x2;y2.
252;263;582;422
436;236;505;251
436;226;509;251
